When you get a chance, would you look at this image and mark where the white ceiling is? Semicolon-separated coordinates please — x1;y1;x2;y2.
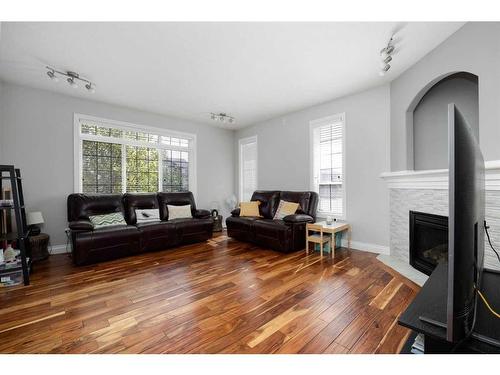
0;22;464;129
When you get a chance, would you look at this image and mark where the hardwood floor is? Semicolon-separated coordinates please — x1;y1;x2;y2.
0;232;419;354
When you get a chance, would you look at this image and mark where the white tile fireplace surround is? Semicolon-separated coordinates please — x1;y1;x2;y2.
379;160;500;285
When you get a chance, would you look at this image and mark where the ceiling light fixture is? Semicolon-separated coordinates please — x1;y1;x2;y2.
45;66;96;93
46;69;59;82
85;83;95;94
210;112;235;125
379;36;395;76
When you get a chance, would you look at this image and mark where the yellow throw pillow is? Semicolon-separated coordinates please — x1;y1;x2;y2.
240;201;261;217
273;200;300;220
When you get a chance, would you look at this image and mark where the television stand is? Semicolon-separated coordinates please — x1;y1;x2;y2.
398;262;500;353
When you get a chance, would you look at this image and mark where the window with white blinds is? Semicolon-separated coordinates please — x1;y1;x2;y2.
310;114;345;218
74;114;196;196
239;136;258;202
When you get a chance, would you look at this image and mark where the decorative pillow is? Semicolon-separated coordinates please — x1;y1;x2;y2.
167;204;192;220
239;201;261;217
89;212;127;229
135;208;161;223
273;200;300;220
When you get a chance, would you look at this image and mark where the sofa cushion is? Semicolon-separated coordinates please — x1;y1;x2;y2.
168;218;213;244
273;200;300;220
225;216;259;242
89;212;127;229
167;204;192;220
135;208;161;223
240;201;261;217
253;219;291;251
280;191;319;220
250;191;280;219
72;224;140;264
67;193;124;222
122;193;159;224
168;217;212;233
136;221;178;252
158;192;197;220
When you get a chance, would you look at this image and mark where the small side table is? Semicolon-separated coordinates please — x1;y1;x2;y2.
306;221;351;258
212;215;223;232
28;233;50;262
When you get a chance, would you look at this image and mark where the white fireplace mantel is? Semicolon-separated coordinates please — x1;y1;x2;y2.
380;160;500;190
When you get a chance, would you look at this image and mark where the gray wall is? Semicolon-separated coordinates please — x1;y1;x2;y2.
0;83;235;246
235;84;391;250
0;81;3;162
391;22;500;171
413;73;478;170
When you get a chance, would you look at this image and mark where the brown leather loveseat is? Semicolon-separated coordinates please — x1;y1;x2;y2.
226;190;319;253
67;192;213;265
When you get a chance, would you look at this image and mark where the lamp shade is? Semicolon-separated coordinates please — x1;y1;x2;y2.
27;211;44;225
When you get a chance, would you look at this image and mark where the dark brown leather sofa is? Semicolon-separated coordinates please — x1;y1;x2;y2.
226;190;319;253
67;192;213;266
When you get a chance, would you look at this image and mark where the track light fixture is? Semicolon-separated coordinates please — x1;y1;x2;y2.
46;69;59;82
85;83;95;93
210;112;235;125
45;66;96;93
379;36;395;76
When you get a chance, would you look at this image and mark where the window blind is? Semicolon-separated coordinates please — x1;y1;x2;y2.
312;116;344;217
240;139;257;202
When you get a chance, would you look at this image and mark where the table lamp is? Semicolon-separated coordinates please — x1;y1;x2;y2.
27;211;44;236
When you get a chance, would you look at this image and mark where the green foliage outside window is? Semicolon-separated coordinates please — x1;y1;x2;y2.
80;122;190;194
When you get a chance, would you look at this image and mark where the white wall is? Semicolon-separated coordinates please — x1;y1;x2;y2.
235;84;391;252
0;83;235;246
390;22;500;171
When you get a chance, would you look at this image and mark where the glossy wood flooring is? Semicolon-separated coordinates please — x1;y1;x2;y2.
0;232;419;354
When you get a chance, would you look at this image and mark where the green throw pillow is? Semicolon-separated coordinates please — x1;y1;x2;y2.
89;212;127;229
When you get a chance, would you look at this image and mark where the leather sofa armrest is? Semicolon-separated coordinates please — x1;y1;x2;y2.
283;214;314;224
68;220;94;231
231;208;240;217
194;209;211;219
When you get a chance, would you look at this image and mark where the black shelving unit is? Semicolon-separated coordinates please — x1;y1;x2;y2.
0;165;31;285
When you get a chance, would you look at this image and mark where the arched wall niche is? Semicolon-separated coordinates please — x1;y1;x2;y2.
404;71;479;171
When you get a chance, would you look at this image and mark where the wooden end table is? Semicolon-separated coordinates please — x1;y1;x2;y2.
306;221;351;258
28;233;50;262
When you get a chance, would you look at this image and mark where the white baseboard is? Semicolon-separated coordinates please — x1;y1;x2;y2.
341;239;390;255
50;244;70;254
49;238;388;256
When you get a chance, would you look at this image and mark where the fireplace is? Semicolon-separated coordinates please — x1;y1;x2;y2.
409;211;448;275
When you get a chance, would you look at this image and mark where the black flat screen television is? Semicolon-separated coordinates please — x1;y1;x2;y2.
447;103;485;342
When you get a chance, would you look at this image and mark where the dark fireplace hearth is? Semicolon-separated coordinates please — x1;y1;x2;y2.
409;211;448;275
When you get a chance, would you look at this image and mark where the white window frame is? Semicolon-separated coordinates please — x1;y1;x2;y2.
239;135;258;202
73;113;197;198
309;113;346;220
